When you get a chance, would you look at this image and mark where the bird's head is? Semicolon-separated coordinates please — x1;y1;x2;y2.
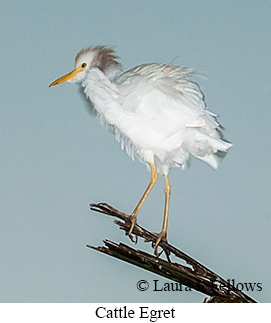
49;45;120;87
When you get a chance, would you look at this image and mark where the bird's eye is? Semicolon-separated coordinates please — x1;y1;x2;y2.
81;63;87;68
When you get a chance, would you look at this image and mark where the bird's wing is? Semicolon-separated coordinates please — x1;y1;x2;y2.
116;63;216;120
114;64;220;149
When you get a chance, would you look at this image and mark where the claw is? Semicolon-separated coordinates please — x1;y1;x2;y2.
153;231;167;256
128;215;136;235
127;214;138;243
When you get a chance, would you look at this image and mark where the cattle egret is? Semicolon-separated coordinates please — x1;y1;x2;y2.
49;45;232;255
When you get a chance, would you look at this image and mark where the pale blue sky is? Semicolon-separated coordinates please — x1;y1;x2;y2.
1;0;270;302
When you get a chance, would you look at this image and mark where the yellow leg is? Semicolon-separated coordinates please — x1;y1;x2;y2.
128;163;158;235
154;174;171;255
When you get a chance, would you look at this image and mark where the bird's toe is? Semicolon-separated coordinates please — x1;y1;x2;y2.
153;231;167;256
127;214;138;243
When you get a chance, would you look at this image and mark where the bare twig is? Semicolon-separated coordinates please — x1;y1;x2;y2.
88;202;257;303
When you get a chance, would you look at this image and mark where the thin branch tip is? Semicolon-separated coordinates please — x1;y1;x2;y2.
89;202;257;303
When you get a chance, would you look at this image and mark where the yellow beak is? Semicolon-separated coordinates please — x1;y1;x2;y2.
49;65;83;87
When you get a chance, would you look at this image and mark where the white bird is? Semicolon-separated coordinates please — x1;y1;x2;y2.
49;45;232;255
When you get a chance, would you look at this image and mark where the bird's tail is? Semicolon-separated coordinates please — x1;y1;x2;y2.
194;139;232;169
184;125;232;169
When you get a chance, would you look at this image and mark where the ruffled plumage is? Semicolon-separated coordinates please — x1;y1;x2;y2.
50;45;233;253
80;54;232;174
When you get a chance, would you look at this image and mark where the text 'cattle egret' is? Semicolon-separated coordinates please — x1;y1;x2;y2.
50;45;232;255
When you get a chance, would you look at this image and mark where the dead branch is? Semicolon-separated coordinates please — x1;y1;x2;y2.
88;202;257;303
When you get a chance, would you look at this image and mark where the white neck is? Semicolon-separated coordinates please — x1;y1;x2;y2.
81;68;122;126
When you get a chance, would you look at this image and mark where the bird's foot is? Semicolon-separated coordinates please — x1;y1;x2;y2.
153;231;167;257
127;214;138;243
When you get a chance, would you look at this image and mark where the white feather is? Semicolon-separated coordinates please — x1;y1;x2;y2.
51;46;232;174
80;62;232;174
